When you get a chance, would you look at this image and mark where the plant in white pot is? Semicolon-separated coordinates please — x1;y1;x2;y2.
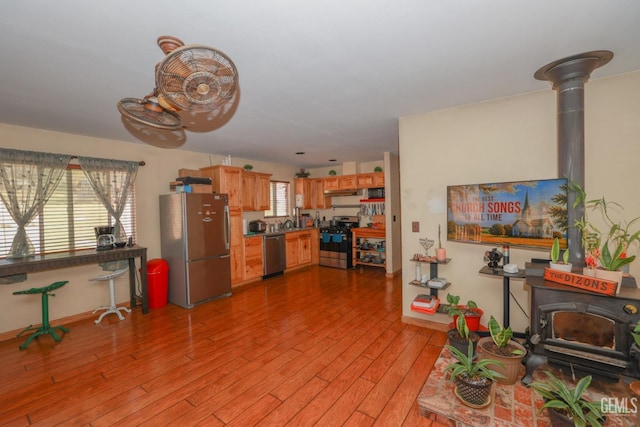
571;181;640;291
477;315;526;385
549;237;572;272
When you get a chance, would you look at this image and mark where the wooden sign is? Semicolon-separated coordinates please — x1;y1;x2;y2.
543;268;618;296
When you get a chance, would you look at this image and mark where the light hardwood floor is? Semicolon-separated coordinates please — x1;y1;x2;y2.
0;265;447;426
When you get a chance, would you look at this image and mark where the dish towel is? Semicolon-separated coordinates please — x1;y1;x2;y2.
322;233;331;243
332;234;343;243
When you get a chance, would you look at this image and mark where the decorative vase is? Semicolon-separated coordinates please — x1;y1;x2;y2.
549;262;572;272
477;337;526;385
595;269;624;294
436;248;446;261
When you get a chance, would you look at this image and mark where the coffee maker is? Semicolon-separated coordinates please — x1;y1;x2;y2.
95;226;115;251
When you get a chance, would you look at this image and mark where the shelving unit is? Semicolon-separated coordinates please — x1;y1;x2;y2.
409;258;452;316
408;257;451;296
352;228;386;269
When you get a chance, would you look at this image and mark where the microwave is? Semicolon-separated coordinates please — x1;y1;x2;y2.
367;188;385;199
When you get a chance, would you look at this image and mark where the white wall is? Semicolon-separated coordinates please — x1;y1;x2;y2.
399;71;640;332
0;124;300;334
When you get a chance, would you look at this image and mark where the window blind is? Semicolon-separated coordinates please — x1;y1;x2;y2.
0;167;136;257
265;180;290;218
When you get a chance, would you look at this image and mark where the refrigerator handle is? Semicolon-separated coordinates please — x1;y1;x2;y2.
224;204;231;251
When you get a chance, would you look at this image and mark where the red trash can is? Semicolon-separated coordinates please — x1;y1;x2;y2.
146;259;169;309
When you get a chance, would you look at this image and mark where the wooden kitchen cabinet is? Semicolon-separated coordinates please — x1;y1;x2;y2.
285;230;312;269
244;235;264;281
324;175;357;190
357;172;384;189
294;178;312;209
309;228;319;265
200;165;243;211
295;178;331;209
285;233;299;268
242;171;271;211
229;211;244;285
299;232;311;264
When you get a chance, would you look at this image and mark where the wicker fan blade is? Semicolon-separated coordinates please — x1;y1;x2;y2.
156;44;238;111
117;98;183;130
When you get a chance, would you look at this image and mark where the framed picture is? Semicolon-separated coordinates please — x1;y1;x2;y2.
446;178;568;250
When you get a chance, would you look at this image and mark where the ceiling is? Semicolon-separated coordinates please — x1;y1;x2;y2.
1;1;640;168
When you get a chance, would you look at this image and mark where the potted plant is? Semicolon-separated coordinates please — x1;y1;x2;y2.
328;169;337;176
436;225;446;261
447;313;480;358
549;237;572;272
529;371;605;427
444;340;504;408
374;166;383;173
243;164;253;171
444;294;483;332
477;315;526;385
571;181;640;290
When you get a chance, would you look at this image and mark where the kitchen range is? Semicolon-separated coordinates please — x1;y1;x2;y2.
319;216;359;269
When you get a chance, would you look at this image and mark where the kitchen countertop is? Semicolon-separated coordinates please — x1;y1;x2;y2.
244;227;319;238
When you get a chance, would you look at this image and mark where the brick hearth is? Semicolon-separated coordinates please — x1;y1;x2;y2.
417;346;638;427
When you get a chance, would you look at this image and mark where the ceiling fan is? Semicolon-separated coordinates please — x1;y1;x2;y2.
117;36;239;130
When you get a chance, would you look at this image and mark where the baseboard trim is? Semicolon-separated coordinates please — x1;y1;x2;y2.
401;315;449;332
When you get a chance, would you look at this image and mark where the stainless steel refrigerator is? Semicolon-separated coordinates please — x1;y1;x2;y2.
159;192;231;308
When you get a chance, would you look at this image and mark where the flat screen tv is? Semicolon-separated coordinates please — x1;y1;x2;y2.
446;178;568;250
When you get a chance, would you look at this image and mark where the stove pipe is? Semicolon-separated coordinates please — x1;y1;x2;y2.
534;51;613;267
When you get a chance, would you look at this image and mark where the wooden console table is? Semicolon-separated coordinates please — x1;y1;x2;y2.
0;246;149;314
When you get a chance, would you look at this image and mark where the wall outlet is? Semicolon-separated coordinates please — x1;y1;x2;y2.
412;221;419;232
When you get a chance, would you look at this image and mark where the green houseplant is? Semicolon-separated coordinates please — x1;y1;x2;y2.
444;340;504;407
447;314;479;357
571;181;640;274
444;294;483;332
477;315;526;385
549;237;572;272
529;371;605;427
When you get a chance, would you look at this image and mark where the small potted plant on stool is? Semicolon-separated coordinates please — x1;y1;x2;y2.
444;340;504;408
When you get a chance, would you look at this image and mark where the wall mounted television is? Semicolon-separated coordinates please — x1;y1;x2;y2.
446;178;568;250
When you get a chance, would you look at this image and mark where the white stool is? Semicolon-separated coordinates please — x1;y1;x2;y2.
91;268;131;324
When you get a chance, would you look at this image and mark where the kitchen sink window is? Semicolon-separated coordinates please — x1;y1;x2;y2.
265;180;290;218
0;149;138;259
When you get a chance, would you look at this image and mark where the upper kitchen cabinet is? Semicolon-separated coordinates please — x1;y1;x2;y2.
357;172;384;189
200;165;243;211
295;178;331;209
324;175;357;191
242;171;271;211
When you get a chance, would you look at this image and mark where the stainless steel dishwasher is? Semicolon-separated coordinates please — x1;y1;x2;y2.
263;233;286;277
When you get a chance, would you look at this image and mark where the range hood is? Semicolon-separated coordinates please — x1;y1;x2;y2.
324;188;361;197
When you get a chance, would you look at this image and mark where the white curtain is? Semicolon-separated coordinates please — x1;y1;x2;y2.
77;157;139;242
0;149;72;258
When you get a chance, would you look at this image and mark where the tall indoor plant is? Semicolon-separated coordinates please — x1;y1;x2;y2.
571;181;640;286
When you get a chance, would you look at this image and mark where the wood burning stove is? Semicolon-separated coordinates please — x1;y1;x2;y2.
524;277;640;383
